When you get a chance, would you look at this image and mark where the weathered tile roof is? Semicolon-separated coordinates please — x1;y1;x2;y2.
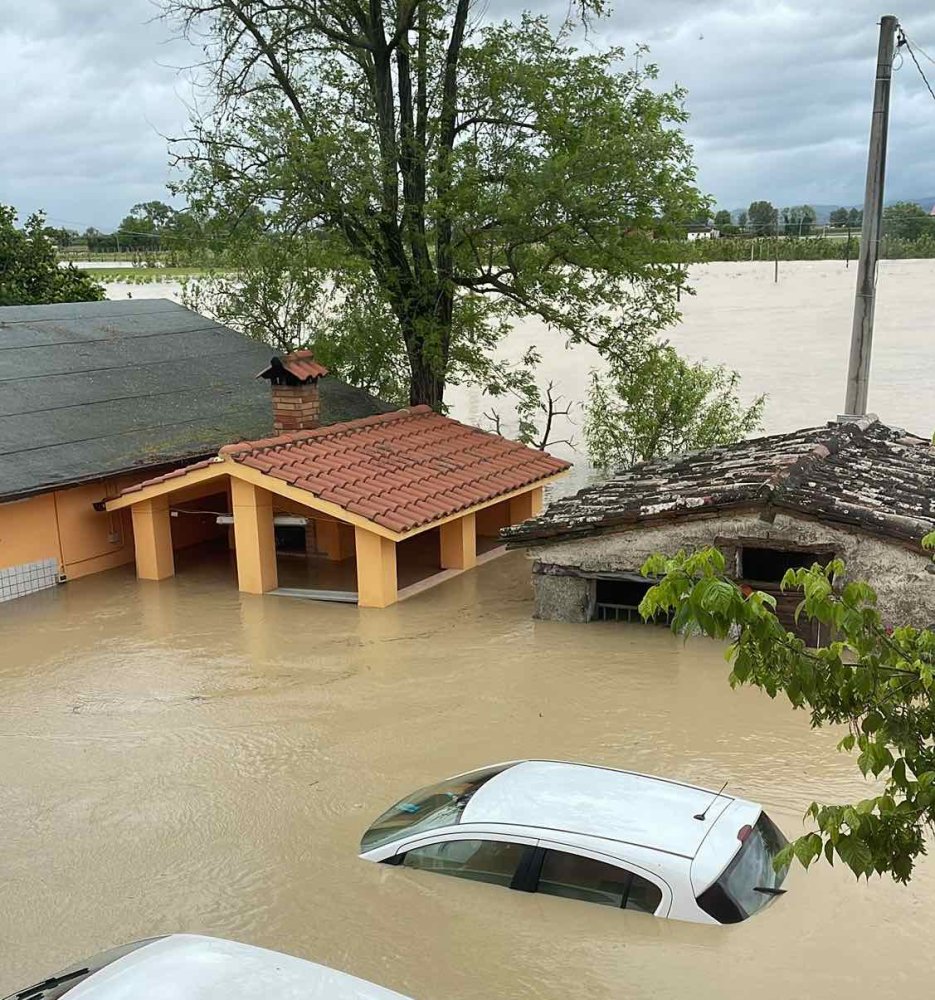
0;300;392;502
118;406;570;534
504;418;935;548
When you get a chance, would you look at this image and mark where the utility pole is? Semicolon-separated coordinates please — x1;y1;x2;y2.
842;14;898;418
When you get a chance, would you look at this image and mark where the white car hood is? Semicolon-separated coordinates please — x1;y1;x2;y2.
65;935;411;1000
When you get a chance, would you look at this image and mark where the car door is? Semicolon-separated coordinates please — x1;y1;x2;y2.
392;832;540;889
531;840;673;917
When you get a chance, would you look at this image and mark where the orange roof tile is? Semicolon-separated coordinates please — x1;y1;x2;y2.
282;349;329;381
119;406;570;533
256;349;329;384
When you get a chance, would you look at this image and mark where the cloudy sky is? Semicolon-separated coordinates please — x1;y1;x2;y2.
2;1;934;230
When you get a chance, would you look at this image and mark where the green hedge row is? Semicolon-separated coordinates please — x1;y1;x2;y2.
685;235;935;262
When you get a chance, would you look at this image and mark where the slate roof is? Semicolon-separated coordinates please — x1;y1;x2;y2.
117;405;570;534
0;299;392;502
503;418;935;548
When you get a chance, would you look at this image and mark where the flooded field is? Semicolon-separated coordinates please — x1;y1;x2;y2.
106;259;935;494
1;553;933;999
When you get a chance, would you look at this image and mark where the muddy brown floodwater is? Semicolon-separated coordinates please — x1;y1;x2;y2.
1;553;934;998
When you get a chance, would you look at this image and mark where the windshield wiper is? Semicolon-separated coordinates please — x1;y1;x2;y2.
753;886;787;896
14;968;90;999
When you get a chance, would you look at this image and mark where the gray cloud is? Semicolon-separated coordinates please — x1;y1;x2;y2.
2;0;935;228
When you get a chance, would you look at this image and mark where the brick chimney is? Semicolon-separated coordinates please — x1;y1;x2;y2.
257;350;329;433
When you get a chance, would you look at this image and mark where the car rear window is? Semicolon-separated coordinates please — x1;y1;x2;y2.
696;812;789;923
360;764;511;852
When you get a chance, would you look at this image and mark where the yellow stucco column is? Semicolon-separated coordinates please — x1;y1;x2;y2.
440;512;477;570
355;527;397;608
130;497;175;581
317;518;356;561
231;478;278;594
509;486;543;524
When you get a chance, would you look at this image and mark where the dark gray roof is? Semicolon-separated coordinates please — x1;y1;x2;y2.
504;419;935;549
0;299;393;501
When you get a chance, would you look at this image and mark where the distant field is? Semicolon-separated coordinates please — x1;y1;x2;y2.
59;251;170;263
85;267;221;282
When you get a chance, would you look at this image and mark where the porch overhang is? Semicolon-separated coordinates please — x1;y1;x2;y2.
103;455;566;544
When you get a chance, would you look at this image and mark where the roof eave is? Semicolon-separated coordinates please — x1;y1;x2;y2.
505;498;935;553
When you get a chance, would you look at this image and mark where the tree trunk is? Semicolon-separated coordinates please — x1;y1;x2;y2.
408;352;446;408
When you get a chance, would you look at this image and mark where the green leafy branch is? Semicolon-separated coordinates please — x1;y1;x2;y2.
639;531;935;884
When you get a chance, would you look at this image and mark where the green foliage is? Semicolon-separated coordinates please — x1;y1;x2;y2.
883;201;934;240
640;535;935;884
780;205;816;237
690;235;856;262
829;207;850;228
0;206;103;306
713;209;732;229
747;200;778;236
583;341;764;470
163;0;704;408
690;232;935;263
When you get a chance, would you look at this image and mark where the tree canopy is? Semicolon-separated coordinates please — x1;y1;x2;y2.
163;0;703;408
0;206;104;307
584;343;764;470
640;536;935;884
883;201;933;240
781;204;816;237
747;200;778;235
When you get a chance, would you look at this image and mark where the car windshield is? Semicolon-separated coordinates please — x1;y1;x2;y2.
697;812;789;923
360;764;511;852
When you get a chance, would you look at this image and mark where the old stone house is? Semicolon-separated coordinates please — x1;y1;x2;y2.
504;418;935;640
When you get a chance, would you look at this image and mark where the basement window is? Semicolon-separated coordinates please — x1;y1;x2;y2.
591;576;671;625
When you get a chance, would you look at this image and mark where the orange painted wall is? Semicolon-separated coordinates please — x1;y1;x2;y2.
169;490;229;551
0;479;137;581
0;471;227;584
0;493;62;570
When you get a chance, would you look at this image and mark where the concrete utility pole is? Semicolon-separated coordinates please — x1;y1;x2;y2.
842;14;898;418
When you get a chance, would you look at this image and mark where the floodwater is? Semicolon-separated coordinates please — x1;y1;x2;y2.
107;259;935;494
1;553;933;998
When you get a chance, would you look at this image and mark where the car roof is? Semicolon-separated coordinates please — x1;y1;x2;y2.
66;934;412;1000
461;760;752;859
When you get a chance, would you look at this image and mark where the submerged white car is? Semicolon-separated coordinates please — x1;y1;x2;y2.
360;760;789;924
1;934;412;1000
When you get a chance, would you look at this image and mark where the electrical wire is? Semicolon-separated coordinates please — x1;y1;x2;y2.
899;28;935;104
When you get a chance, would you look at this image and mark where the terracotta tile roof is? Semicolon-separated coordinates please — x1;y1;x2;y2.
283;349;329;381
118;406;570;533
257;349;329;383
117;459;218;494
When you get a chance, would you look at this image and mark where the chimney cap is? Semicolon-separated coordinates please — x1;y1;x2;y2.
257;349;329;386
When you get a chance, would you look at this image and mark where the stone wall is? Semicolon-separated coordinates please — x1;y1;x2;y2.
527;512;935;627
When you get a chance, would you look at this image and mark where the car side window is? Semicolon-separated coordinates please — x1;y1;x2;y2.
402;839;526;887
536;850;663;913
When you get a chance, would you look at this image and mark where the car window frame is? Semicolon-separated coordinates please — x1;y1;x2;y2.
393;833;539;888
532;839;672;916
392;830;540;857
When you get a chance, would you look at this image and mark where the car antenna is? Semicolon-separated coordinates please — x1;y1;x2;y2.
694;780;729;821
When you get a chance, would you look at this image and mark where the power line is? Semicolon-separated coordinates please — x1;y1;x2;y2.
898;28;935;104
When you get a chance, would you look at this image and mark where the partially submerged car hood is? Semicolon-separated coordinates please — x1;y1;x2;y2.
65;935;411;1000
